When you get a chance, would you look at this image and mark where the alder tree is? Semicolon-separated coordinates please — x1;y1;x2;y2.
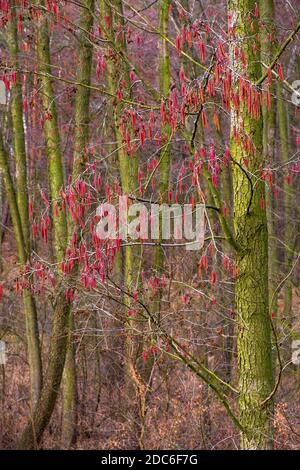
0;0;299;450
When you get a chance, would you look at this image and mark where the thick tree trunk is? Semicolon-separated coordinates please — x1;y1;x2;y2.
228;0;274;449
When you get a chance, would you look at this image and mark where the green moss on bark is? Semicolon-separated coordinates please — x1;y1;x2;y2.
229;0;274;449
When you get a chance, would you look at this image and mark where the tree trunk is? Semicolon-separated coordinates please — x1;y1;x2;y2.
61;0;95;449
228;0;274;449
152;0;172;319
100;0;144;446
61;313;77;449
6;0;42;405
261;0;278;317
277;83;293;321
18;3;70;448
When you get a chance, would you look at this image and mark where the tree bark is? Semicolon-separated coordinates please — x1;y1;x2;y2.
100;0;144;446
6;0;42;405
61;0;95;449
152;0;172;317
228;0;274;449
261;0;278;316
277;83;293;321
18;3;70;448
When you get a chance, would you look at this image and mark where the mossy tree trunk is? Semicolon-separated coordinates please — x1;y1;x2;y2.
100;0;144;446
152;0;172;317
261;0;278;316
61;0;95;449
18;3;70;449
228;0;274;449
6;1;42;406
277;82;293;322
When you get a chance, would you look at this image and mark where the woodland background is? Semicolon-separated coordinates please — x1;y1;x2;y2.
0;0;300;450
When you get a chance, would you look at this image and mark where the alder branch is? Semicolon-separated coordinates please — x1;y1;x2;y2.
120;0;209;72
256;21;300;86
103;277;245;434
260;252;300;407
181;127;240;252
128;194;220;211
0;66;160;111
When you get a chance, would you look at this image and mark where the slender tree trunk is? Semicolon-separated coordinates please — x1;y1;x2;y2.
100;0;144;446
7;1;30;250
261;0;278;316
152;0;171;317
18;4;70;448
0;174;2;271
61;313;77;448
6;0;42;405
61;0;95;449
0;133;43;413
99;2;138;340
228;0;274;449
0;134;28;269
141;0;172;392
36;14;68;263
277;83;293;321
